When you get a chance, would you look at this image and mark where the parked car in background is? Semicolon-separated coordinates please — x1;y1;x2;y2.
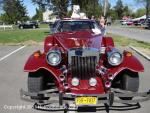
18;21;39;29
144;18;150;29
133;20;141;26
121;20;133;26
133;20;143;26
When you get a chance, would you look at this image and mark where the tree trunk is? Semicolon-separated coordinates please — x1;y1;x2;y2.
146;0;150;18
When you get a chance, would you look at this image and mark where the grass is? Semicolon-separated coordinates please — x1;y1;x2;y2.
0;28;50;44
0;27;149;51
0;23;50;44
39;24;49;28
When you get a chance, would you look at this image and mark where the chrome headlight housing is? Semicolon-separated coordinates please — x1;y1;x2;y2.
89;78;97;86
46;50;61;66
71;78;79;86
108;51;123;66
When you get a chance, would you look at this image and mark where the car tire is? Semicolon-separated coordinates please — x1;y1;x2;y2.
20;26;23;29
32;25;36;29
120;72;139;100
28;72;49;100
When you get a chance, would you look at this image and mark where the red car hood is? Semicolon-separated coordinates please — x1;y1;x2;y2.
54;31;102;50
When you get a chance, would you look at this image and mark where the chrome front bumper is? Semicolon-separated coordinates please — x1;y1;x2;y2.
20;88;150;112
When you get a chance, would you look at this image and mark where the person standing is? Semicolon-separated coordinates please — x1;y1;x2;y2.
99;16;106;35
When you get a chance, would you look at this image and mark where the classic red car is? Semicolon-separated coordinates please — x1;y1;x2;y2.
21;19;150;113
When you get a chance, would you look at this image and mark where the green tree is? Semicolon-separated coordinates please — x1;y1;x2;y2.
31;0;103;18
72;0;102;18
107;8;118;20
0;14;1;19
32;8;43;21
134;8;146;17
123;6;133;16
114;0;124;19
136;0;150;18
31;0;51;11
51;0;69;18
2;0;28;23
31;0;70;18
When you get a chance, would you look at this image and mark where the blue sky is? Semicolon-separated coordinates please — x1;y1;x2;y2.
23;0;143;17
23;0;37;17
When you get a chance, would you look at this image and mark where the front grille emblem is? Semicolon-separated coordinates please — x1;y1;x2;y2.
75;50;83;56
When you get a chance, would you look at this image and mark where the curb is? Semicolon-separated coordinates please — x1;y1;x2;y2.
129;46;150;61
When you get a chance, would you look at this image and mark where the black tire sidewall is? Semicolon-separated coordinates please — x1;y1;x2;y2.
28;73;43;92
122;73;139;92
120;72;139;100
32;25;36;29
28;73;49;100
20;26;23;29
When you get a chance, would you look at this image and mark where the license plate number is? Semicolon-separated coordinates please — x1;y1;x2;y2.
75;97;97;105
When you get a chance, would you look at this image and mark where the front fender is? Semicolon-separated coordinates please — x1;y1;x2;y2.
109;53;144;77
24;52;62;83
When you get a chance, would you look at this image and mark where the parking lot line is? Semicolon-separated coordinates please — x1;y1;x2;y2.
0;46;26;61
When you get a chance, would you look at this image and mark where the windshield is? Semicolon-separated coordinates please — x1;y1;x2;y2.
57;21;101;34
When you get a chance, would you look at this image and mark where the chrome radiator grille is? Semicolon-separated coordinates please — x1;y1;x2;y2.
71;56;97;79
68;48;99;80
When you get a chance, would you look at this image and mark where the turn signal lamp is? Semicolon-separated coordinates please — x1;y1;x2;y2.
33;51;41;58
126;51;132;57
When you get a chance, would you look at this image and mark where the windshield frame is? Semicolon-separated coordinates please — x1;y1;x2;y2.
54;20;101;34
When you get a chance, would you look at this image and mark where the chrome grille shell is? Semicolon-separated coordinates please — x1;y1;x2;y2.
68;48;99;79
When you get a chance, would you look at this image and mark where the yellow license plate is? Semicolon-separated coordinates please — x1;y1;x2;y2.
75;97;97;105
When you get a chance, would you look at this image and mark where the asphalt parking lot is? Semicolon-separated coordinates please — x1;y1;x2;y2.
107;26;150;43
0;45;150;113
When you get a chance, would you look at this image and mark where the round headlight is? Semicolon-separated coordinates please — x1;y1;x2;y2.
89;78;97;86
46;50;61;66
71;78;79;86
108;52;123;66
